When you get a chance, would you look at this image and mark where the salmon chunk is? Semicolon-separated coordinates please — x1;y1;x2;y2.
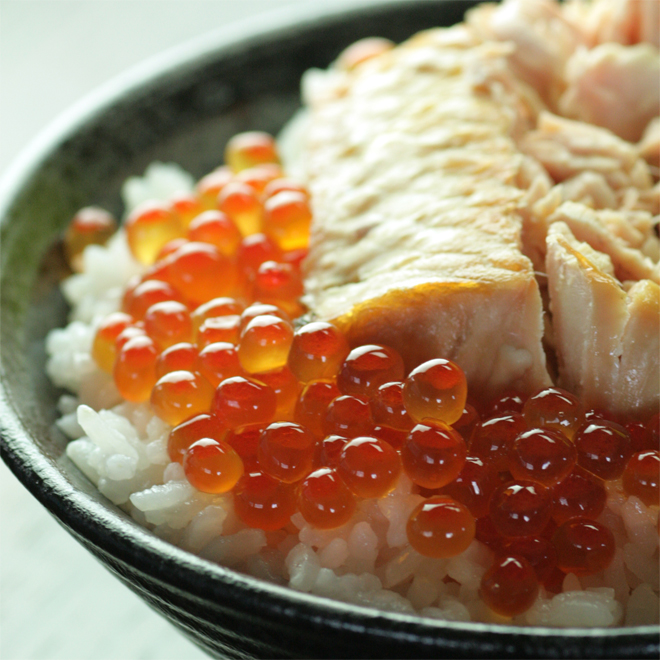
546;222;659;418
300;30;551;399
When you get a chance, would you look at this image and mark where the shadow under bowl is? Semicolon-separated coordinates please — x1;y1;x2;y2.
1;0;658;657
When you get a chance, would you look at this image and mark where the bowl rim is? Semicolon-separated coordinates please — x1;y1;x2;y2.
1;0;658;650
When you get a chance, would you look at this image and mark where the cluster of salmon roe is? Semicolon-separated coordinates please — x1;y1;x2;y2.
72;131;659;621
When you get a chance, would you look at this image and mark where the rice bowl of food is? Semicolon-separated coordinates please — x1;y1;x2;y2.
1;0;658;658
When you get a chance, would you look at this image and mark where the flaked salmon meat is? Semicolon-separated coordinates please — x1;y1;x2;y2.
293;0;659;414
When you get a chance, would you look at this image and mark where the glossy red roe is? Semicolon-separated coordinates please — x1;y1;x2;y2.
191;297;245;331
125;201;182;264
452;404;480;444
371;425;408;451
212;376;276;430
552;518;615;576
441;455;499;518
401;422;467;489
337;344;405;399
337;436;401;499
287;321;350;383
92;311;133;372
523;387;585;439
480;556;539;617
402;358;467;426
144;300;193;349
622;450;660;506
238;314;294;374
150;370;215;426
509;428;577;486
236;233;283;275
489;481;553;538
501;536;557;582
196;315;242;347
155;342;198;378
294;380;341;438
484;391;525;418
217;181;263;236
252;366;299;421
323;395;374;438
297;468;356;529
469;414;527;472
406;495;475;558
225;131;279;173
113;335;158;402
252;261;304;317
316;435;348;468
183;437;244;494
197;342;242;387
64;206;117;271
233;470;297;531
168;413;225;464
123;279;184;320
551;468;607;525
258;422;316;483
370;382;414;431
574;420;632;480
263;190;312;251
187;210;242;256
224;424;264;471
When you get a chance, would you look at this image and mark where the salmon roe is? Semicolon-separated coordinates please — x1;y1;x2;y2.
64;206;117;272
403;358;467;426
74;131;648;618
406;495;475;558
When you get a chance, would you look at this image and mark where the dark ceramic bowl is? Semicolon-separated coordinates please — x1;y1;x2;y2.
1;1;658;658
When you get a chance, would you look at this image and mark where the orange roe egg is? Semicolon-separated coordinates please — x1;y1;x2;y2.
371;425;408;451
225;131;279;173
150;370;215;426
240;302;289;328
452;404;480;444
501;536;557;583
295;380;341;438
337;436;401;499
236;163;282;194
323;395;373;438
156;238;188;261
114;324;147;353
196;315;242;347
113;335;158;402
168;413;225;463
402;358;467;426
258;421;316;483
195;166;233;209
441;455;499;518
475;516;505;551
169;193;205;229
92;312;133;372
263;177;309;200
144;300;193;349
552;518;615;576
183;437;244;494
64;206;117;271
234;470;297;530
489;481;552;538
125;201;183;264
187;210;242;255
316;435;348;468
155;342;198;378
212;376;276;430
236;233;283;276
167;242;237;304
191;297;245;332
263;190;311;251
224;424;264;471
337;345;405;399
287;321;350;383
252;366;300;420
627;421;653;454
238;314;294;374
218;181;262;236
370;382;414;431
509;428;577;486
197;341;242;387
252;261;304;317
622;450;660;506
401;422;467;489
484;391;525;418
123;279;184;320
574;420;632;480
479;556;539;617
523;387;585;439
551;468;607;524
470;414;527;472
297;467;356;529
406;495;475;558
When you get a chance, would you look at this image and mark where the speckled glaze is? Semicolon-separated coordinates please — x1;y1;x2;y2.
1;1;658;657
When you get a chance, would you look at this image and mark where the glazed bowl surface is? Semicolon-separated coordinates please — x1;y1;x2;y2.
1;1;658;658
